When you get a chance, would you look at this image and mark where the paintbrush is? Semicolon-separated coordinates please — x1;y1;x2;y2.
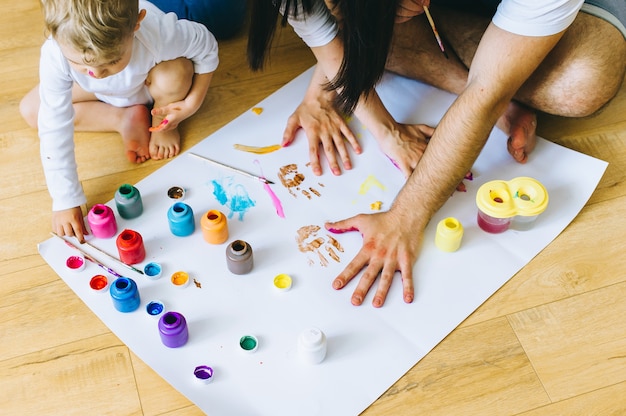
51;232;123;278
82;240;145;275
188;152;275;185
423;6;449;59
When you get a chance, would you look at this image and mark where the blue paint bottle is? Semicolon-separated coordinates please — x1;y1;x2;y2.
167;202;195;236
115;184;143;219
109;277;140;312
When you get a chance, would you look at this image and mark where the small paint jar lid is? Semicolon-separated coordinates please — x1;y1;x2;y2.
146;300;165;317
89;274;108;292
66;255;86;272
273;273;292;292
194;365;214;384
171;271;190;288
144;262;163;280
167;186;186;201
239;335;258;353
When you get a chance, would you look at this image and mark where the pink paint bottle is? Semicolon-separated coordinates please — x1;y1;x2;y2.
87;204;118;238
116;229;146;264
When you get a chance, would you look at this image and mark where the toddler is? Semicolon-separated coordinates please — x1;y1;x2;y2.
20;0;219;242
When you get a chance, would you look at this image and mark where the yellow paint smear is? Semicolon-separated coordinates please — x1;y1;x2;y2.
251;107;263;115
370;201;383;211
233;144;282;154
358;174;386;195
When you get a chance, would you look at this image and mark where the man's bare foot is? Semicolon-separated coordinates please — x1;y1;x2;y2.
149;128;181;160
496;101;537;164
120;105;151;163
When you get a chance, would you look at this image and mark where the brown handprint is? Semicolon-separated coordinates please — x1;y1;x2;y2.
278;164;323;199
296;225;344;267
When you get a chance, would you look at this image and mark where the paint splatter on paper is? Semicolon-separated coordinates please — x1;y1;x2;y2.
233;144;281;154
251;107;263;115
211;177;256;220
296;225;344;267
358;175;386;195
278;164;323;199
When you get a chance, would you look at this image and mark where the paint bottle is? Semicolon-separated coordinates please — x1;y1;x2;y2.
297;327;327;364
116;229;146;264
476;177;549;233
167;202;195;237
435;217;464;252
226;240;254;274
201;209;229;244
87;204;117;238
114;184;143;220
158;311;189;348
109;277;140;312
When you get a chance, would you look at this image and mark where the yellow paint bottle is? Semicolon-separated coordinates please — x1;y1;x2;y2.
435;217;464;252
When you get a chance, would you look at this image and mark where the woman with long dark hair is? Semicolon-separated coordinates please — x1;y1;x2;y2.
248;0;626;307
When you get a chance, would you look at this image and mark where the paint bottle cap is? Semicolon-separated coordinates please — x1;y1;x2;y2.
171;271;190;288
66;255;86;272
89;274;108;292
144;262;163;280
146;300;165;317
273;273;292;291
167;186;186;201
194;365;214;384
239;335;258;353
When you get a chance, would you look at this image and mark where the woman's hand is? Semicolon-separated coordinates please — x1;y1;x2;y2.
396;0;430;23
283;88;361;176
376;122;435;178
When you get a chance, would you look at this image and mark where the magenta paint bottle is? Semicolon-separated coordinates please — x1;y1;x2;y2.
116;229;146;264
158;311;189;348
87;204;118;238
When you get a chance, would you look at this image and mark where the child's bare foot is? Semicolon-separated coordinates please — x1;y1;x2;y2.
496;101;537;164
149;128;181;160
120;105;151;163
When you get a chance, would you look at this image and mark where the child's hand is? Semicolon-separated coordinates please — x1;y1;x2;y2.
149;101;190;132
52;207;89;243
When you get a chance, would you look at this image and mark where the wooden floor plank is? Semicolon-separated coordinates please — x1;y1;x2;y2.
508;282;626;402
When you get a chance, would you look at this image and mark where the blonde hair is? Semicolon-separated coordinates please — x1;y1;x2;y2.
41;0;139;64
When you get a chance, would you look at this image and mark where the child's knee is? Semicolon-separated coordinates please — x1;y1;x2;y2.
147;58;194;101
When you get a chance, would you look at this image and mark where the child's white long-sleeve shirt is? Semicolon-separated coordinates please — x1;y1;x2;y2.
38;1;219;211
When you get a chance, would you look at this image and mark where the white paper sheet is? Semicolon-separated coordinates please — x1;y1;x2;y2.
38;68;607;416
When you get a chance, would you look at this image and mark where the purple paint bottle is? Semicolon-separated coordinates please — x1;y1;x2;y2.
158;311;189;348
87;204;117;238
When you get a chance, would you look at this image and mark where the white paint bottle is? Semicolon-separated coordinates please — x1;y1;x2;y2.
298;327;327;364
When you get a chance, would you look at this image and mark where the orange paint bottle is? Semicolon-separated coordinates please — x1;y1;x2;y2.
201;210;229;244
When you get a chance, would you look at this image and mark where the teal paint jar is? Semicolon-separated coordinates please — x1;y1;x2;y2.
115;184;143;220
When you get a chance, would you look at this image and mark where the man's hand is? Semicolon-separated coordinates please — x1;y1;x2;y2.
325;210;424;308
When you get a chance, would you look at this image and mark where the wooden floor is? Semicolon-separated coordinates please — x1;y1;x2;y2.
2;2;626;415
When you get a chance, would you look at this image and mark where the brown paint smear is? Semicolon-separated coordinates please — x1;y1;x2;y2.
278;164;322;199
296;225;344;267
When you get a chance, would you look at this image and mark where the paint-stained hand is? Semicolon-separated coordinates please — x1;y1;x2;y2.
377;123;435;178
52;206;89;243
282;88;361;177
325;211;424;308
